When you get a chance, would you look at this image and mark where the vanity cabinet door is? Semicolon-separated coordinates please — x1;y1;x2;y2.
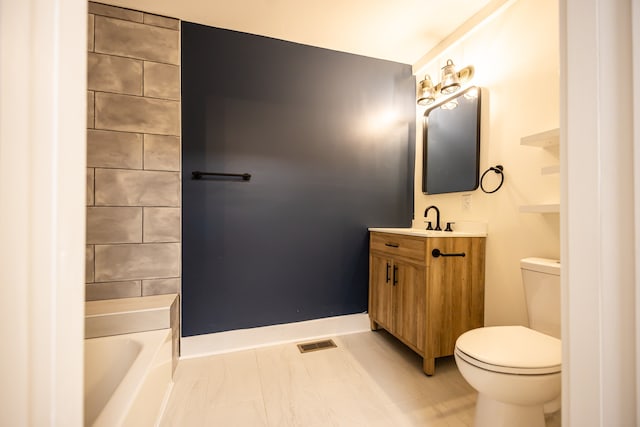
393;260;426;353
369;254;426;353
369;254;393;331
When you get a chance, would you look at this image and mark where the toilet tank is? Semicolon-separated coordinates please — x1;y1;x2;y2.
521;257;561;339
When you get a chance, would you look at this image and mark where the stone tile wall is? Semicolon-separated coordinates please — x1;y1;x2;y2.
86;2;181;301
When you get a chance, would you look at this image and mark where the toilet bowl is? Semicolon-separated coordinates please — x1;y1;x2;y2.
454;258;561;427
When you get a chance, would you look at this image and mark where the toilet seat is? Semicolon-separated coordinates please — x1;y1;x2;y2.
455;326;561;375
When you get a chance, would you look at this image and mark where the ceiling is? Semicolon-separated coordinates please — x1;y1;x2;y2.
102;0;498;65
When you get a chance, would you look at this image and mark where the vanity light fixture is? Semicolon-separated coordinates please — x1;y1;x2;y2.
417;75;436;106
416;59;475;106
440;59;461;94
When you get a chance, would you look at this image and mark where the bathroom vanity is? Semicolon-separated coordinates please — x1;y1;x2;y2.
368;228;486;375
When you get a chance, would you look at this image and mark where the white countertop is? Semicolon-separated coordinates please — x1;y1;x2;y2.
368;227;487;238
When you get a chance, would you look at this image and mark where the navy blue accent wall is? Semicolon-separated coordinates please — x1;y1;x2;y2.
181;22;415;337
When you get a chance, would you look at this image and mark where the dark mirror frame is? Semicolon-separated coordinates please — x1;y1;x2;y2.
422;86;482;194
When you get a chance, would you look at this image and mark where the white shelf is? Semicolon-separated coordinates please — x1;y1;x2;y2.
519;203;560;213
520;128;560;147
520;128;560;214
541;164;560;175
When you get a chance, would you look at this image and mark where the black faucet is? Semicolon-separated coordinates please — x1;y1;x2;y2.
424;205;441;231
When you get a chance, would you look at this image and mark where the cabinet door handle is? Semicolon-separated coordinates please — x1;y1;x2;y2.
385;242;399;248
386;262;391;283
393;265;398;286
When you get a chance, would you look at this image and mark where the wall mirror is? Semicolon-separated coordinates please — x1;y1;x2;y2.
422;86;481;194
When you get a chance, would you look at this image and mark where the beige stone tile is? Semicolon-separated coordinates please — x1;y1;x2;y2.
159;372;208;426
204;400;268;427
94;16;179;64
395;396;454;427
142;277;180;296
337;331;436;403
256;345;331;427
205;350;264;406
315;379;402;427
87;129;143;169
86;168;94;206
143;207;180;242
94;169;180;206
143;13;179;30
88;2;143;23
160;331;481;427
85;280;141;301
95;92;179;135
299;342;362;385
172;354;218;381
88;14;95;52
86;206;142;244
86;245;95;283
432;395;477;426
256;344;312;388
94;242;180;281
163;353;262;424
88;53;143;95
87;91;95;128
144;134;180;171
143;62;179;100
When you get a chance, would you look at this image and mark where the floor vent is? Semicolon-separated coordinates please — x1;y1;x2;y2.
297;339;337;353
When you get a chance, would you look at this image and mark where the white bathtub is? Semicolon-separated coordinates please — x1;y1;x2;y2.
84;329;173;427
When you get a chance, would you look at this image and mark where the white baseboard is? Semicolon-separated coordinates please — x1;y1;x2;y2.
180;312;370;359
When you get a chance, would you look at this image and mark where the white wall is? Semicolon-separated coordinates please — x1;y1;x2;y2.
562;0;638;424
0;0;87;425
413;0;560;326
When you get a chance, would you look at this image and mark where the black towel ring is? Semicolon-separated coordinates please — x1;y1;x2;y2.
480;165;504;194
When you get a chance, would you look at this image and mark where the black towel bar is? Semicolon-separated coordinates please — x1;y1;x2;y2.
431;249;466;258
192;171;251;181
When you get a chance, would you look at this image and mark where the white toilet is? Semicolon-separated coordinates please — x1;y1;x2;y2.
454;258;561;427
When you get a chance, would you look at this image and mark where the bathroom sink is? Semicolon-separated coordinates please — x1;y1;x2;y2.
368;227;487;238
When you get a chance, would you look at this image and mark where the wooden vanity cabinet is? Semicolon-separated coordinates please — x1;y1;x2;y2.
368;231;486;375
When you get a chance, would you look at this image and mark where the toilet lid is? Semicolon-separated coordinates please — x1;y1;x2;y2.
455;326;561;375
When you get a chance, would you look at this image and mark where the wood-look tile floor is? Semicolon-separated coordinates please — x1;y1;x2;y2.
160;330;561;427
